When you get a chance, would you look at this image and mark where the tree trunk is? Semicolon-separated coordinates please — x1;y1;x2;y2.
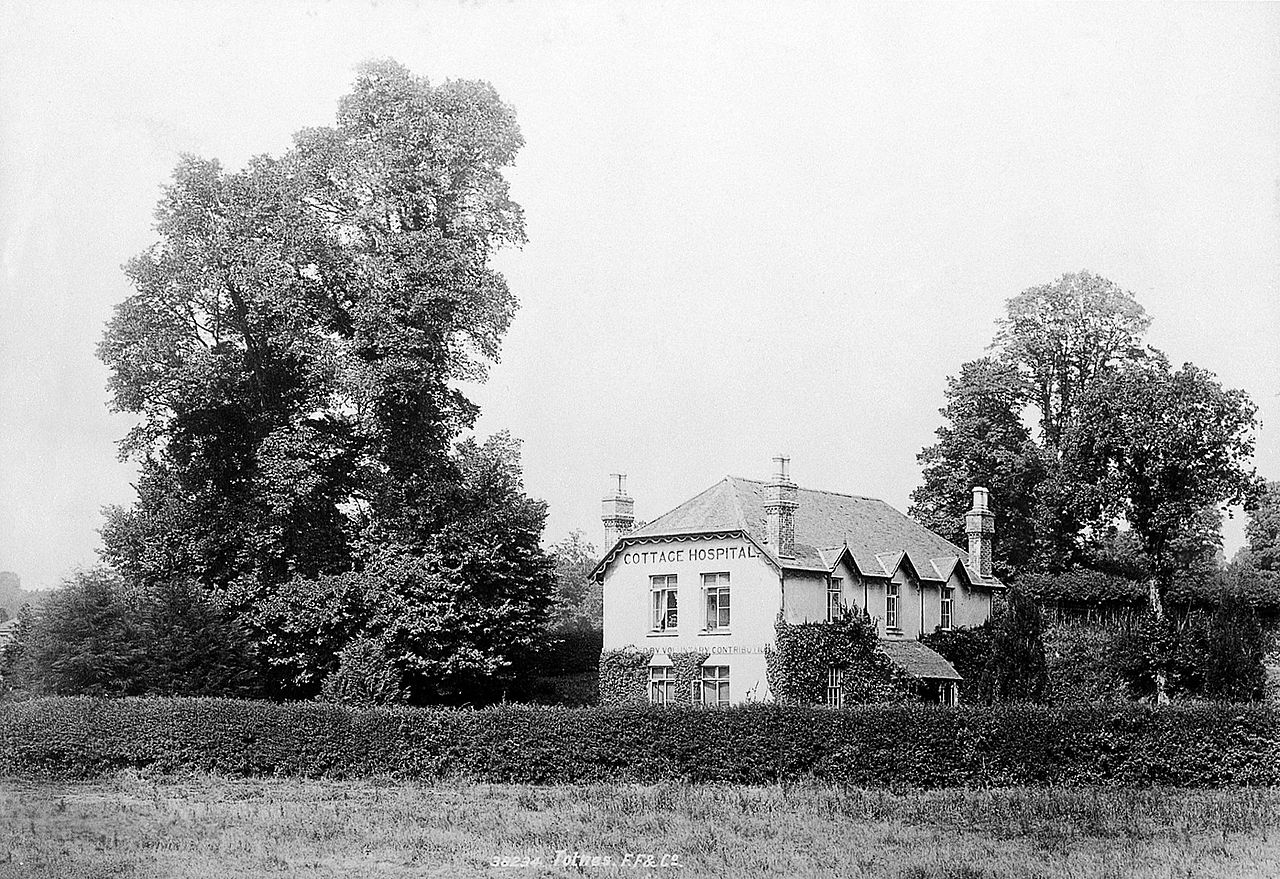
1148;577;1169;705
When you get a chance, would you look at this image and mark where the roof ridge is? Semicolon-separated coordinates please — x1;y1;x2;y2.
728;476;883;503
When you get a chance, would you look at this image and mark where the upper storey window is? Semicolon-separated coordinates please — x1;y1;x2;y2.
703;572;730;630
651;575;678;631
826;577;844;621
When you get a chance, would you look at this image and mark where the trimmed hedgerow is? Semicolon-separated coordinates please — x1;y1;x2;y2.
1;696;1275;787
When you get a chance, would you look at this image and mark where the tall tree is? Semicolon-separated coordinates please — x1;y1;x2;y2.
99;60;527;597
993;271;1150;449
97;60;554;703
911;358;1047;578
1075;357;1260;700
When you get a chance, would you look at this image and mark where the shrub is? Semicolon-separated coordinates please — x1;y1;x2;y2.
922;624;995;703
768;610;909;705
0;697;1275;787
320;637;408;707
1044;623;1128;704
923;588;1046;704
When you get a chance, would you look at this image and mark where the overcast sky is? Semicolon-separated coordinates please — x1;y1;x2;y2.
1;1;1278;589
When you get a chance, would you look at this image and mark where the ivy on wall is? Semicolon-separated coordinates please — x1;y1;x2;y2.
767;610;912;705
599;648;711;706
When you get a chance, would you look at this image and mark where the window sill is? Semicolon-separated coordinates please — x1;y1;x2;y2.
647;632;679;638
699;630;732;636
884;627;903;636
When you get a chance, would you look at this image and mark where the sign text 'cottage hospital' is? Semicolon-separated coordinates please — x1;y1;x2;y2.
619;544;759;567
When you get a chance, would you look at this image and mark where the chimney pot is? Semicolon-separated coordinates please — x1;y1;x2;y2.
765;454;799;558
602;472;635;549
965;486;995;579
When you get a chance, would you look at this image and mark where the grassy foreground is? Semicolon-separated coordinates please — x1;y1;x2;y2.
0;775;1276;879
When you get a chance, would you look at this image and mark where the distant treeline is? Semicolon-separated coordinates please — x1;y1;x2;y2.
0;572;50;621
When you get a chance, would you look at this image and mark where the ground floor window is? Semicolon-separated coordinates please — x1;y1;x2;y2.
825;667;843;707
938;681;959;707
700;665;730;707
649;666;677;705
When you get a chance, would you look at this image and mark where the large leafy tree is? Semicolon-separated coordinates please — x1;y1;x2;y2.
6;568;250;697
1073;357;1260;701
97;61;554;703
99;60;526;596
1077;357;1260;597
993;270;1150;449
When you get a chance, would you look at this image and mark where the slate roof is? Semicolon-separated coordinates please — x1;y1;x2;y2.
626;476;998;586
878;639;963;681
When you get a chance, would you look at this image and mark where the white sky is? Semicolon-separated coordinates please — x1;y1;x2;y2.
1;1;1277;588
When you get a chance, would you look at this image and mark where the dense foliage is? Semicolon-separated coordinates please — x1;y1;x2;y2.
597;649;711;707
2;697;1275;787
546;531;602;630
911;272;1262;702
768;611;910;705
922;588;1047;704
933;590;1267;706
1225;481;1280;618
78;60;554;705
0;569;252;698
912;273;1258;586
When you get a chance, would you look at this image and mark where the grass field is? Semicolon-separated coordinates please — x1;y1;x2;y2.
0;775;1276;879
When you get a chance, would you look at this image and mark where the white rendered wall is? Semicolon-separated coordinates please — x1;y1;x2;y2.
601;535;781;703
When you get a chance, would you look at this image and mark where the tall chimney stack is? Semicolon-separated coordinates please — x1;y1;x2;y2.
764;455;799;558
601;473;635;549
965;486;995;579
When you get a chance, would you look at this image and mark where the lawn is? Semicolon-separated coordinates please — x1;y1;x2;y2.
0;774;1275;879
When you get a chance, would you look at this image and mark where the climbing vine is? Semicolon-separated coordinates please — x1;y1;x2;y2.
767;610;912;705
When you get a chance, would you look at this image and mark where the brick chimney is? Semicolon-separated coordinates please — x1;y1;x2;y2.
764;455;799;558
601;473;635;548
965;486;995;579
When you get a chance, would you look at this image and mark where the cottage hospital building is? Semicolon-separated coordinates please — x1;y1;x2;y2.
592;457;1004;706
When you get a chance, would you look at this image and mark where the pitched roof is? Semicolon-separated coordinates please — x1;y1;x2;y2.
629;476;996;585
878;639;963;681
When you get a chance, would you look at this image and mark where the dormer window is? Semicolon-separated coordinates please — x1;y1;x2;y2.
826;577;843;621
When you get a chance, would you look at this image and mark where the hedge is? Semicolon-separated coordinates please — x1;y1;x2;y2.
1;697;1276;787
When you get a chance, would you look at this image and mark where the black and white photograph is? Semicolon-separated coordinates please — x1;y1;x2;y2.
1;2;1278;877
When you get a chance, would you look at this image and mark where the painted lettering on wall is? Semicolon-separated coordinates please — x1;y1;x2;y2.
652;644;774;655
621;544;758;566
